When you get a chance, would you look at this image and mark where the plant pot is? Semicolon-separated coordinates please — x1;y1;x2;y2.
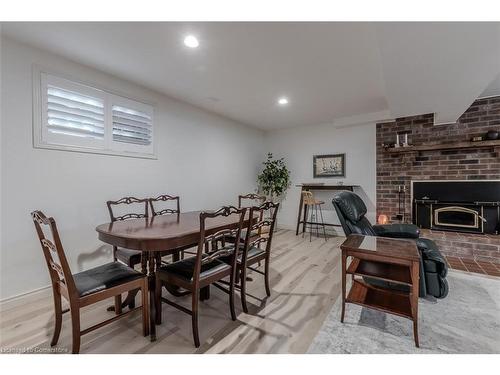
485;130;499;140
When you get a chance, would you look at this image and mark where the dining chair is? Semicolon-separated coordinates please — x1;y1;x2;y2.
149;194;197;261
106;196;149;270
224;201;279;313
221;193;266;247
155;206;247;347
31;211;149;354
149;194;180;216
238;193;267;209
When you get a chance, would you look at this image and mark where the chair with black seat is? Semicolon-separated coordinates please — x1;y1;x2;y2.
225;201;279;313
155;206;246;347
107;197;149;270
149;194;195;260
221;193;266;248
331;191;448;299
31;211;149;354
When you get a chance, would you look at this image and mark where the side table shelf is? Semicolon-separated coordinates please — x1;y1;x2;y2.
346;280;413;319
347;258;412;286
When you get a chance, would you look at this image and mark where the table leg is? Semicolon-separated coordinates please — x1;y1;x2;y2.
340;251;347;323
106;289;139;311
411;259;420;347
295;189;304;235
107;255;146;312
147;252;160;342
200;285;210;301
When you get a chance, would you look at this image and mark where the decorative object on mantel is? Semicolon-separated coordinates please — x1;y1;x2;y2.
402;132;410;147
394;132;411;148
313;153;346;178
485;130;499;140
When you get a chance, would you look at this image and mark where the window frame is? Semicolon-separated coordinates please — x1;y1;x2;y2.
33;66;157;159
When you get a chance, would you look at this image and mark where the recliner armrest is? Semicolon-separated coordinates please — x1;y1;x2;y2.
372;224;420;239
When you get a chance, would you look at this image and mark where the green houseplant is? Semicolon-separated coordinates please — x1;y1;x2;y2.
257;153;291;202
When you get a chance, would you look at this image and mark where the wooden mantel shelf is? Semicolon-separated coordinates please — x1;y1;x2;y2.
385;139;500;153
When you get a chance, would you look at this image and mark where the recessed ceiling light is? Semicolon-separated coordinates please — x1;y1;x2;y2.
278;97;289;105
184;35;199;48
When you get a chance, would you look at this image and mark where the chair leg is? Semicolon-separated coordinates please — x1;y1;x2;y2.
319;204;327;241
309;205;313;242
114;294;122;315
127;259;137;310
142;280;150;337
240;267;249;313
316;204;319;238
155;274;162;325
192;289;200;348
70;306;81;354
264;258;271;297
302;204;307;238
229;270;236;321
50;289;62;347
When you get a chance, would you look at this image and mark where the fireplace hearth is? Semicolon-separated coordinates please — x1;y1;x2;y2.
412;181;500;235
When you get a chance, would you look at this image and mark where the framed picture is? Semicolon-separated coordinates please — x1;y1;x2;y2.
313;153;345;178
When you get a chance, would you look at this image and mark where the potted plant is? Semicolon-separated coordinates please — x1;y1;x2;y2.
257;153;291;203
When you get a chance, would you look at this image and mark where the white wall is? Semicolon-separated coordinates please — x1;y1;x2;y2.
264;122;376;233
0;38;265;300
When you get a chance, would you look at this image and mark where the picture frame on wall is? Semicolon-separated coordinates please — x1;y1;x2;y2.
313;153;345;178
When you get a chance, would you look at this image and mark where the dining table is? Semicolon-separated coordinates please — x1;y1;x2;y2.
95;210;254;341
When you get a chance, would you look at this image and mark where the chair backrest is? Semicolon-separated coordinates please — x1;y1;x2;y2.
242;201;280;263
302;191;316;205
238;193;266;208
31;211;77;295
193;206;247;285
331;191;376;236
106;197;149;222
149;195;180;216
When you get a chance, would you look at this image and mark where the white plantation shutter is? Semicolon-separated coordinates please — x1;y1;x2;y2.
47;85;105;139
36;71;156;158
112;105;152;145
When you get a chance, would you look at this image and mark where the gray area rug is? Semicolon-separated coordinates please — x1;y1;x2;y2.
308;271;500;353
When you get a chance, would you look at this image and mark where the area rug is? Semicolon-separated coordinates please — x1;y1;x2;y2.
308;271;500;353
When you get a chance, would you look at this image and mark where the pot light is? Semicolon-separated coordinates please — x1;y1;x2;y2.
184;35;199;48
278;97;289;105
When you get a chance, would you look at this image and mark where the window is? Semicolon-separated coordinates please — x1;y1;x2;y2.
34;70;156;158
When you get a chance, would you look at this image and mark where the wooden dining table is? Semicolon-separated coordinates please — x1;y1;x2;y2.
95;210;253;341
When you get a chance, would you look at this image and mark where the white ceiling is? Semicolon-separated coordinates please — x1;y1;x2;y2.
2;22;500;130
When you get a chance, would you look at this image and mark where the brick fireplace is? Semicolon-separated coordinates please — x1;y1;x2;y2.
376;96;500;264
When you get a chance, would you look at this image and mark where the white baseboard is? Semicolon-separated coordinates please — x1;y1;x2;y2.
0;284;52;310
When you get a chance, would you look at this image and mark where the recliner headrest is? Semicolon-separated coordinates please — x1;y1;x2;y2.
332;191;367;223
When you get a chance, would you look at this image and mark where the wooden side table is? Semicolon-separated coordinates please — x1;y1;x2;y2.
339;234;421;347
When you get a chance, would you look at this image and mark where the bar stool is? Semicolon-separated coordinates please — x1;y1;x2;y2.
302;191;327;241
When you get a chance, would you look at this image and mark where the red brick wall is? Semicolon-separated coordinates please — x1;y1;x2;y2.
376;96;500;263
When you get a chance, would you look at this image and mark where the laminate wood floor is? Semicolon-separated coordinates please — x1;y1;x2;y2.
0;230;343;354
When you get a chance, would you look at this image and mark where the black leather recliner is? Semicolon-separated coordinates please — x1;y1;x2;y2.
332;191;448;299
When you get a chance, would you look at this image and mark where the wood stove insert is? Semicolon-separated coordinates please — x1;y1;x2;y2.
412;181;500;235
